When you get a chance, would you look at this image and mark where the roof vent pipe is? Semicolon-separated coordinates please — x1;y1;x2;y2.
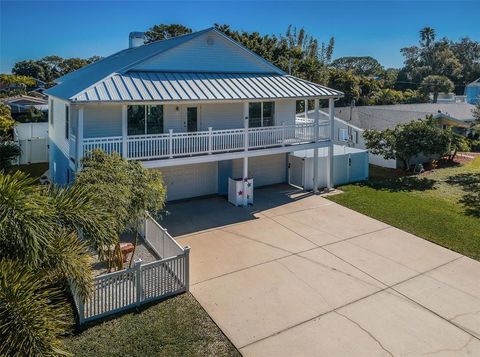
129;32;145;48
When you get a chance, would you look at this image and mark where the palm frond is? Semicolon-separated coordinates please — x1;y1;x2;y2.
41;230;93;300
0;171;56;264
48;184;119;260
0;259;70;357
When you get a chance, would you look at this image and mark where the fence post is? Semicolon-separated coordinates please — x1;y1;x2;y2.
78;298;85;325
208;127;213;154
184;246;190;292
162;228;167;259
169;129;173;158
134;258;142;305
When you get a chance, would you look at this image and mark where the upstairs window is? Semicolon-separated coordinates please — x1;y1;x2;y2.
339;128;348;141
249;102;275;128
65;105;69;139
127;105;164;135
49;99;54;126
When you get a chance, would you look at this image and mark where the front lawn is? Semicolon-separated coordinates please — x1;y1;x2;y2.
64;293;240;357
327;158;480;261
10;162;48;179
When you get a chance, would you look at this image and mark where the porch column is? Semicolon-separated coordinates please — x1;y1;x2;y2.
243;102;249;206
313;99;320;193
76;106;84;172
304;99;308;121
122;105;127;159
327;98;335;189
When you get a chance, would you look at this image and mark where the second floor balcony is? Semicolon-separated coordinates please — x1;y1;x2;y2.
79;121;330;162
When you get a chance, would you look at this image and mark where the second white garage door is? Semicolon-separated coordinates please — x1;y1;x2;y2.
158;162;218;201
233;154;287;188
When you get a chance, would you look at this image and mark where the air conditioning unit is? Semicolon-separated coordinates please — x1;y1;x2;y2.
228;177;253;206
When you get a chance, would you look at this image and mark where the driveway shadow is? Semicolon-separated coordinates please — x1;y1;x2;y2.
446;173;480;217
160;185;311;237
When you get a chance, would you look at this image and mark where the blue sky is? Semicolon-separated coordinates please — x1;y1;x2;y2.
1;1;479;73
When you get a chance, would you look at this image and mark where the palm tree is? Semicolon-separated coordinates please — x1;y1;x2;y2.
420;27;436;48
0;171;118;356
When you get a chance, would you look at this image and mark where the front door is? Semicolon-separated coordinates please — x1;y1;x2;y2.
187;107;198;132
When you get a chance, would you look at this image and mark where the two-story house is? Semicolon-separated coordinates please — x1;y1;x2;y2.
46;28;343;203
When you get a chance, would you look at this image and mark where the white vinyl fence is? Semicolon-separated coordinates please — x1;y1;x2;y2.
71;213;190;324
13;122;49;164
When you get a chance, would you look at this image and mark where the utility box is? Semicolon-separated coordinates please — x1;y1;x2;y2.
228;177;253;206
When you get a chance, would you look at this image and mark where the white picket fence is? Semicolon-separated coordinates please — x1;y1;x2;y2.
71;214;189;324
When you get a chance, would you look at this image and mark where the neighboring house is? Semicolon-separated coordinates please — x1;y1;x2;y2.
1;95;48;114
431;93;467;104
45;28;343;202
333;103;477;168
465;78;480;105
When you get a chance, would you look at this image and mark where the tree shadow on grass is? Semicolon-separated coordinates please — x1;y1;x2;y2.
446;173;480;217
361;175;436;192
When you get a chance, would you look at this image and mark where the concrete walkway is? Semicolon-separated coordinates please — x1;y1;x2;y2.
163;186;480;356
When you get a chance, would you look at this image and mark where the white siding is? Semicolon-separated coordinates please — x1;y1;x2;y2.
83;104;122;138
233;154;287;187
199;103;243;130
49;97;70;157
158;162;218;201
164;105;185;132
132;31;275;73
275;100;296;125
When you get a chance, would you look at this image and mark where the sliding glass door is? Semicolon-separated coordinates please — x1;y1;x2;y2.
127;105;164;135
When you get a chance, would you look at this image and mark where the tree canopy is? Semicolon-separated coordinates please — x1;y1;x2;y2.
363;116;453;169
12;55;102;84
419;75;455;103
331;56;383;77
144;24;192;43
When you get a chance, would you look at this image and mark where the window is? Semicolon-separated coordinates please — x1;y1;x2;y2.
249;102;275;128
339;128;349;141
127;105;163;135
49;99;54;126
65;105;69;139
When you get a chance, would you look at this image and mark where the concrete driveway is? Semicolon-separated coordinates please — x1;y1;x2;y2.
163;185;480;356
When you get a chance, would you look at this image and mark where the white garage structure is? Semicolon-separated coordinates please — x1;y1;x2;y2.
159;153;288;201
289;145;369;190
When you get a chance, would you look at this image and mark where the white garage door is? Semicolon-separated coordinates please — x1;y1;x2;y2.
233;154;287;188
159;162;218;201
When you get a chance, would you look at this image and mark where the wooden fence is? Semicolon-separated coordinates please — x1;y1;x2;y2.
71;214;190;324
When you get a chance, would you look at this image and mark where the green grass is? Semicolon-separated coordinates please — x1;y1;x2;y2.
328;158;480;261
10;162;48;179
64;293;240;357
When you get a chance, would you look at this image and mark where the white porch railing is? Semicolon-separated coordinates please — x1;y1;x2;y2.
83;136;123;157
82;122;330;161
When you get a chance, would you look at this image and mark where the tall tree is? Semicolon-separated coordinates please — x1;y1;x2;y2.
215;24;334;84
451;37;480;85
144;24;192;43
331;56;383;77
419;27;436;48
419;75;454;103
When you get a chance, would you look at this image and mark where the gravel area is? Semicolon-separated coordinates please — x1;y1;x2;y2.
91;232;159;276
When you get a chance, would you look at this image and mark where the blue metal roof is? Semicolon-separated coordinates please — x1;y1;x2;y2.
72;72;343;102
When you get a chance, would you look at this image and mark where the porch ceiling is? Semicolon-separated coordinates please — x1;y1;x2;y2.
72;72;343;103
